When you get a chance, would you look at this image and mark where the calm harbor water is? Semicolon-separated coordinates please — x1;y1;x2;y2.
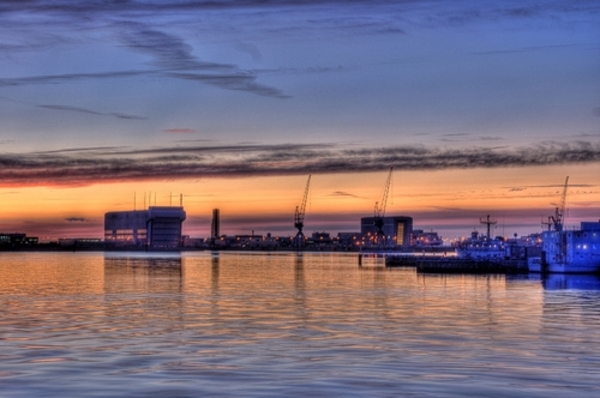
1;252;599;397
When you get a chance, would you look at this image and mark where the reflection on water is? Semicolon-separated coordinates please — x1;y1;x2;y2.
103;253;184;293
543;274;600;290
0;252;599;397
211;253;220;318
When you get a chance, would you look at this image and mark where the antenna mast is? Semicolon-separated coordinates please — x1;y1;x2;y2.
480;214;497;240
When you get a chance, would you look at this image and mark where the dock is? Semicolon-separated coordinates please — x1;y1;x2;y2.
384;255;528;274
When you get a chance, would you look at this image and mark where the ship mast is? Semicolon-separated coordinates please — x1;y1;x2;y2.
480;214;497;240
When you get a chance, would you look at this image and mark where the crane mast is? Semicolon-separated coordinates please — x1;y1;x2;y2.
294;175;311;247
550;176;569;232
373;167;393;245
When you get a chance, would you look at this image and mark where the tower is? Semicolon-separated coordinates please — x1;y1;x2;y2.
211;208;220;241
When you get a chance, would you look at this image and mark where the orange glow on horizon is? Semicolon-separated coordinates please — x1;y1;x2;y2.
0;164;597;239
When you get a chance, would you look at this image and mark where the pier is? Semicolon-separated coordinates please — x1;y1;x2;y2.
383;255;528;274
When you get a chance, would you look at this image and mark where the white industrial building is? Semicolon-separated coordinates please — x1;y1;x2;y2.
104;206;186;249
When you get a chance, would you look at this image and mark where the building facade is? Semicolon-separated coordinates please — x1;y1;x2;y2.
104;206;186;249
360;216;413;248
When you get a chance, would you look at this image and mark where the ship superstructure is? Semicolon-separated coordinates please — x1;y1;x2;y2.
531;222;600;273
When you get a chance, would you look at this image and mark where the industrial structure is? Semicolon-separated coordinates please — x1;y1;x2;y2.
480;214;498;239
294;175;311;248
545;176;569;232
104;206;186;249
211;208;220;242
0;233;38;247
361;216;413;248
534;176;600;273
373;167;393;245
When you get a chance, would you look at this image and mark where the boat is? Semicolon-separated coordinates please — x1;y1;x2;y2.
454;216;541;267
455;231;506;260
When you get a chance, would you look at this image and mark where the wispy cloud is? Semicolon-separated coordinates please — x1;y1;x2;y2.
171;72;290;98
234;42;262;62
164;128;196;134
0;14;289;98
37;104;146;120
505;183;596;191
329;191;365;199
472;44;576;56
440;133;504;143
65;217;87;223
117;21;233;72
1;141;599;187
2;0;594;100
0;70;149;87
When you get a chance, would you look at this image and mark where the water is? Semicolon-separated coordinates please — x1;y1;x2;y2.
1;252;599;397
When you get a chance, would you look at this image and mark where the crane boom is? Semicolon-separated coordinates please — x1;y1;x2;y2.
294;175;311;245
374;167;393;219
559;176;569;227
551;176;569;232
373;167;393;245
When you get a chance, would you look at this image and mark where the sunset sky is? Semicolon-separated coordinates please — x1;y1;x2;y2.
0;0;599;241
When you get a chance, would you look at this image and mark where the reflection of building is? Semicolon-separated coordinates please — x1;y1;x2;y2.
104;206;186;248
103;255;183;294
361;216;413;247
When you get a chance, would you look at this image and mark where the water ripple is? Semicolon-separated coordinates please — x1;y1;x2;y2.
0;252;599;397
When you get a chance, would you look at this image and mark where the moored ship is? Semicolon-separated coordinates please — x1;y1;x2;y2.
455;231;506;260
530;221;600;273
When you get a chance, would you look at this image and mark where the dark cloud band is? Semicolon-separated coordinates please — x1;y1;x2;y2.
0;141;598;187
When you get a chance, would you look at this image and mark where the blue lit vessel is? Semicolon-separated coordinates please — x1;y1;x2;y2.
529;222;600;273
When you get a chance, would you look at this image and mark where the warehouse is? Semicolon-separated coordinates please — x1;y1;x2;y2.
104;206;186;249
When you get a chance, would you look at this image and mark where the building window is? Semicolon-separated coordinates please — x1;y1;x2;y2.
396;223;405;245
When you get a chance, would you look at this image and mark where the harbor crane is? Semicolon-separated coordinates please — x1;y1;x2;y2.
294;175;311;248
550;176;569;232
541;216;553;231
373;167;393;246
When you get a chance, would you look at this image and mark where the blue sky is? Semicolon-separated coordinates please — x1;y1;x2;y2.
0;0;599;238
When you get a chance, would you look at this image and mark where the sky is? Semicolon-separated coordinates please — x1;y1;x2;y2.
0;0;599;241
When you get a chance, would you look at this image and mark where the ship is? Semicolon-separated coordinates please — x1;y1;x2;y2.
529;221;600;273
455;215;507;260
454;215;541;265
455;231;506;260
